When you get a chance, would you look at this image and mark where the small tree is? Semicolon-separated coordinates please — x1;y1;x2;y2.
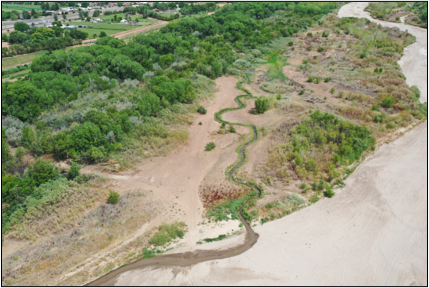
63;14;67;20
229;125;236;133
67;162;81;180
374;67;379;73
197;106;207;114
205;142;216;151
324;186;335;197
99;31;107;37
108;191;120;204
54;14;58;21
255;96;268;114
330;87;336;94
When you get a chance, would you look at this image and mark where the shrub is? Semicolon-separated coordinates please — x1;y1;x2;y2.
205;142;216;151
322;31;330;37
229;125;236;133
107;191;120;204
307;32;313;37
307;46;313;51
338;91;344;98
324;186;335;197
288;193;305;206
197;106;207;114
324;77;331;83
67;162;81;180
314;77;321;84
287;41;294;46
255;96;268;114
380;95;394;108
307;76;314;83
276;94;281;100
330;87;336;94
374;67;379;73
299;90;305;95
317;47;324;52
199;122;202;125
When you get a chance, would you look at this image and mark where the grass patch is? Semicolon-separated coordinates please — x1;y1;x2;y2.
2;50;47;70
149;221;187;247
266;50;288;81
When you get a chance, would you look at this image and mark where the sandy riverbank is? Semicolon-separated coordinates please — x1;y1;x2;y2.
106;3;428;285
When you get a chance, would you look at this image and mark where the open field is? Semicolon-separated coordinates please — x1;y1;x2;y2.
1;4;42;12
2;50;46;69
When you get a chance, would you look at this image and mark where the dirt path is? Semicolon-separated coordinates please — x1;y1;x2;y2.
111;18;168;39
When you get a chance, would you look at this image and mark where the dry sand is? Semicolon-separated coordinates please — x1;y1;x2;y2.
110;118;429;287
105;3;428;286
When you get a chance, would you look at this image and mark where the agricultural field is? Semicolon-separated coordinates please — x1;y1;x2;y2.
1;2;427;286
1;3;42;12
67;22;137;37
2;50;47;69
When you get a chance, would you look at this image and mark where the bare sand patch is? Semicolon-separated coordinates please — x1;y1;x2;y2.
113;120;428;286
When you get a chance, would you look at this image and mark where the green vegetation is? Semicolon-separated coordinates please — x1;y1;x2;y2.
205;142;216;151
197;106;207;114
264;110;375;184
149;221;186;246
255;96;269;114
107;191;120;204
203;234;227;243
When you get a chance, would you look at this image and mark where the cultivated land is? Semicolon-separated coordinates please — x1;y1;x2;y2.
1;2;427;286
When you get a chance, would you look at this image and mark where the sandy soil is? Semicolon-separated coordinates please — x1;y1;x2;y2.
338;2;427;103
109;119;429;286
104;3;428;286
81;76;246;255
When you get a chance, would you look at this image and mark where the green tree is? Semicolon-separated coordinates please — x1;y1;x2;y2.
99;31;107;37
2;33;9;42
71;122;104;152
21;127;36;149
138;93;161;117
67;162;81;180
26;158;59;187
255;96;268;114
14;21;29;32
1;81;47;122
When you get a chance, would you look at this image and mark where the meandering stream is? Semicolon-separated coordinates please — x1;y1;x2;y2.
87;3;427;285
87;73;261;286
